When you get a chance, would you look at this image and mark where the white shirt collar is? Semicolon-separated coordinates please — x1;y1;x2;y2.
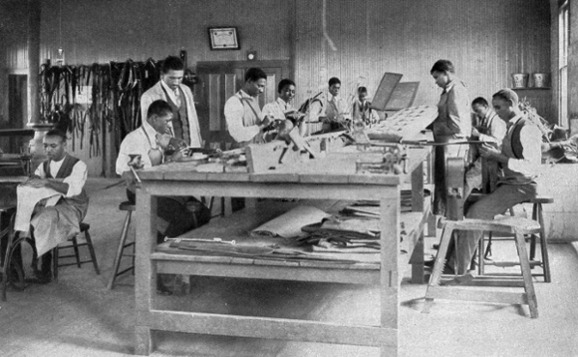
507;113;524;128
142;120;161;148
161;80;179;94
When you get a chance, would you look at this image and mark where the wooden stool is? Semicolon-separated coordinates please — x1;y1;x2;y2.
424;216;540;318
52;222;100;281
108;202;135;290
478;196;553;282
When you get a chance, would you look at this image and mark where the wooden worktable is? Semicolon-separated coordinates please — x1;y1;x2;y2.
135;144;431;356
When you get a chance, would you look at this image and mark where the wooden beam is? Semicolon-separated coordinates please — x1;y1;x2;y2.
147;310;396;347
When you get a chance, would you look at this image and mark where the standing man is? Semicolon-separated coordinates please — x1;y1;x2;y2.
19;129;88;283
325;77;350;130
262;78;296;120
464;97;507;198
450;89;542;275
224;67;273;147
429;59;471;217
140;55;202;149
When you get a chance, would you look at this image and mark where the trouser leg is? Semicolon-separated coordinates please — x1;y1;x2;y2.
455;183;537;274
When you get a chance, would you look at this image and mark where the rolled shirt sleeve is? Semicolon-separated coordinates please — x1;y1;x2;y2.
224;96;261;143
62;161;87;197
507;124;542;176
115;130;154;175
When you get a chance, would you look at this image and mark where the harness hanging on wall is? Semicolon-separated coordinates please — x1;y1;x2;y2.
38;59;162;157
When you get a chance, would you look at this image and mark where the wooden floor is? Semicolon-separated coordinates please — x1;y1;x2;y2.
1;178;578;357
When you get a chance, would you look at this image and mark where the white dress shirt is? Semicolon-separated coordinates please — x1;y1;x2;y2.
116;121;163;175
262;97;293;120
34;155;87;197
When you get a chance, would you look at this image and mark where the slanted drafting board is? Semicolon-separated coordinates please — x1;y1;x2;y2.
370;72;402;111
366;105;438;143
385;82;420;111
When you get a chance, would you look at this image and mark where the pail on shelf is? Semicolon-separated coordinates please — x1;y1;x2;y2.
532;73;550;88
512;73;529;88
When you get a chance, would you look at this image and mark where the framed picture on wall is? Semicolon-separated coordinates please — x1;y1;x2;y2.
208;27;240;50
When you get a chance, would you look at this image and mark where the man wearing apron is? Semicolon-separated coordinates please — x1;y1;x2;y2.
116;100;210;242
224;67;273;147
140;55;202;149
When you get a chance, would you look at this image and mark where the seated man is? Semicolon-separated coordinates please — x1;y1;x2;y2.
18;129;89;283
116;100;210;242
351;86;379;126
464;96;507;199
451;89;542;275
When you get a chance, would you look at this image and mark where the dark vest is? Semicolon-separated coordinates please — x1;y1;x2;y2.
162;85;190;146
43;154;89;210
500;118;535;185
509;118;528;159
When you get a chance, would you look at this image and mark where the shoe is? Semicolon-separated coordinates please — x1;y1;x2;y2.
25;274;52;284
25;269;52;284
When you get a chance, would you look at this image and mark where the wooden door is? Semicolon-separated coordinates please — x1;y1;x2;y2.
195;60;290;149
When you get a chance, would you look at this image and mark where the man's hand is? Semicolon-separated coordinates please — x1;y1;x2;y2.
170;147;188;162
479;142;502;162
23;177;49;188
261;115;273;129
471;127;480;138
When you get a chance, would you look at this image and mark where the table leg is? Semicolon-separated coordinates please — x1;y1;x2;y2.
380;188;400;356
135;188;157;355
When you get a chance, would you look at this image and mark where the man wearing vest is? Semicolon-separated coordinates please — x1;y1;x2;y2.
224;67;273;147
22;129;89;283
450;88;542;275
140;55;202;149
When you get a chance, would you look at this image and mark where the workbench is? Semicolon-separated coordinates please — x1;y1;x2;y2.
134;144;431;356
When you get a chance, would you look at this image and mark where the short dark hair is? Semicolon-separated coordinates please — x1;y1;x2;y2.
45;129;67;143
147;100;173;119
277;79;295;93
492;88;519;106
245;67;267;82
161;56;184;73
430;59;455;74
357;86;368;94
472;97;489;107
328;77;341;87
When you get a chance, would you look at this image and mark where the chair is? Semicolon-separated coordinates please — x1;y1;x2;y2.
477;196;553;282
424;216;540;318
108;201;135;290
52;222;100;281
1;206;24;301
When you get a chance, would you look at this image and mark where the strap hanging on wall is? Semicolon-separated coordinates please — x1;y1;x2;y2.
38;58;163;157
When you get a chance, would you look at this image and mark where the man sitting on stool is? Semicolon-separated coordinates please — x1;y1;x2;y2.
20;129;88;283
116;100;210;242
450;88;542;275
